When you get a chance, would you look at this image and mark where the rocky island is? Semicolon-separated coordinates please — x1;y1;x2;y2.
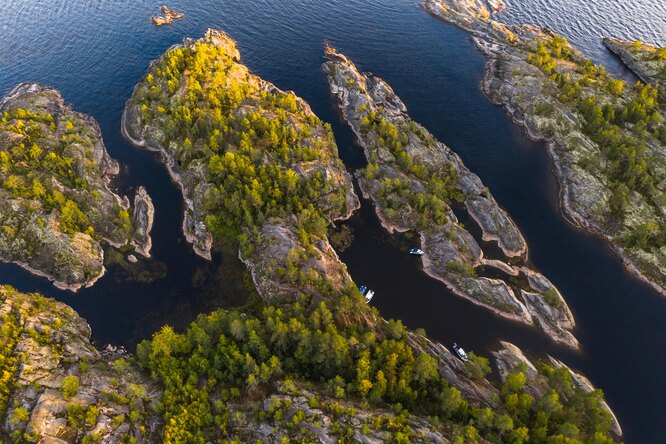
150;6;184;26
116;28;620;442
324;47;577;348
603;37;666;87
1;28;620;443
423;0;666;296
123;28;359;267
0;84;154;291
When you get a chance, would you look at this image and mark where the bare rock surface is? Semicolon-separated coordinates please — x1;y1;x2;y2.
0;286;160;443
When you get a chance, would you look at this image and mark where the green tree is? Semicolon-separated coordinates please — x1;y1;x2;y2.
62;375;80;400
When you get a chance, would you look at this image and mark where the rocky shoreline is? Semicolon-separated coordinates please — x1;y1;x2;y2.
122;93;213;261
422;0;666;297
479;49;666;298
476;38;666;299
0;286;160;442
324;47;579;348
117;28;562;438
0;83;155;291
603;37;666;87
123;29;359;262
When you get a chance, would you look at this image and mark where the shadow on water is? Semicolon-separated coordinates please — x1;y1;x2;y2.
0;136;252;348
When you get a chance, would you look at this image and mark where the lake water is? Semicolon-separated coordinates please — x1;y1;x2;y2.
1;1;664;442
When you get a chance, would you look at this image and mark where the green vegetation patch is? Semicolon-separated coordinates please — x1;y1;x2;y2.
137;291;617;443
132;32;354;249
0;85;138;287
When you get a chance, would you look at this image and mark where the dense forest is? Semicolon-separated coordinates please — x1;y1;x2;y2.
136;290;617;443
132;32;353;254
0;282;617;443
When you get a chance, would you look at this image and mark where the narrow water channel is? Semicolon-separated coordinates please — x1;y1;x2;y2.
1;1;664;441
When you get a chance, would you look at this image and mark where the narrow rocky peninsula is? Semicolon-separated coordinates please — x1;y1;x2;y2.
493;342;622;437
423;0;666;296
324;48;577;348
603;37;666;87
0;84;154;291
0;286;159;443
150;5;184;26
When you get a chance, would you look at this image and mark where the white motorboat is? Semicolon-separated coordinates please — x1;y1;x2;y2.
452;342;469;362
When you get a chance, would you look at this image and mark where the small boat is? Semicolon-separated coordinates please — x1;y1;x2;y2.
359;285;367;295
365;290;375;303
452;342;469;362
409;248;424;256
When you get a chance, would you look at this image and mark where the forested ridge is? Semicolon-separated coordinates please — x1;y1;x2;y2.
524;35;665;220
134;288;618;442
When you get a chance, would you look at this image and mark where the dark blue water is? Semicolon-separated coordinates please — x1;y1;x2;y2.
1;1;665;442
